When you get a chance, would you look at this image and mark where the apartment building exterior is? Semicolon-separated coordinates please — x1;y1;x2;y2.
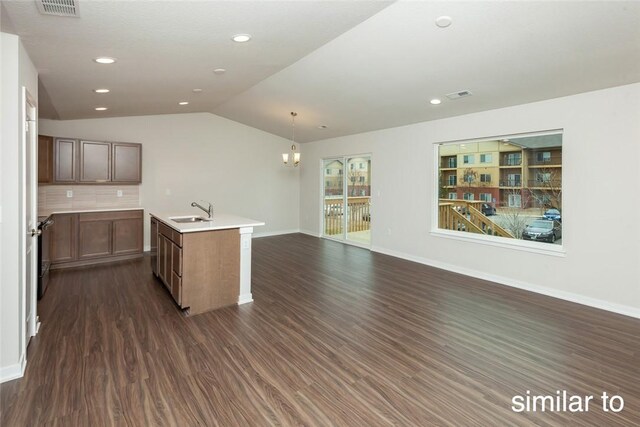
439;134;562;210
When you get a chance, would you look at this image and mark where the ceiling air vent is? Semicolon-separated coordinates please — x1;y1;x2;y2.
36;0;79;17
445;90;473;100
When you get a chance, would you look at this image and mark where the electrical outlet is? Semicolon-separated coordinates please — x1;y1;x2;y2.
66;190;73;198
116;190;123;197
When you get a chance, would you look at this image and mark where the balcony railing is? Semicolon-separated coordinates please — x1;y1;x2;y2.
500;157;522;167
499;180;522;187
438;199;513;238
527;179;561;188
324;197;371;235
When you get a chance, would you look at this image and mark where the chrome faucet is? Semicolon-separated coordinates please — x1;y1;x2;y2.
191;201;213;218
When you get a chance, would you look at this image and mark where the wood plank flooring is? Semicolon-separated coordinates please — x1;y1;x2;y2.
1;233;639;426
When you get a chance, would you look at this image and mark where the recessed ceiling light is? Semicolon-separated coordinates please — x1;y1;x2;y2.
430;98;442;105
94;107;108;111
94;57;116;64
178;101;189;106
435;16;452;28
213;68;226;75
94;88;110;93
192;88;203;93
231;34;251;43
318;125;328;129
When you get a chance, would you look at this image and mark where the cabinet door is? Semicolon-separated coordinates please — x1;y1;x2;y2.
79;140;111;182
113;217;143;255
38;135;54;183
50;214;77;263
171;271;182;306
157;234;166;283
112;143;141;183
150;217;158;275
78;218;112;259
54;139;77;183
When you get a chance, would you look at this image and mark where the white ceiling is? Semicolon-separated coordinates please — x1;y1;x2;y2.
3;1;640;142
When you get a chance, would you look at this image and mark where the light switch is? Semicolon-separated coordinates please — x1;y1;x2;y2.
66;190;73;198
117;190;123;197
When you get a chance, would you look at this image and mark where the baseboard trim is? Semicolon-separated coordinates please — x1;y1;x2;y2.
0;353;26;384
299;229;322;238
371;245;640;320
238;293;253;305
253;229;300;238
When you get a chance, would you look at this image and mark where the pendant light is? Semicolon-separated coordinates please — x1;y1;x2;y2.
282;112;300;167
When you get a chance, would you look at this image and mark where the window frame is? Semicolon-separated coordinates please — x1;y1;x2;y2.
480;153;492;163
432;129;565;256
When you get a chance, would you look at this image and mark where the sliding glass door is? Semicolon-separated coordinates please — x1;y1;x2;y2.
322;155;371;246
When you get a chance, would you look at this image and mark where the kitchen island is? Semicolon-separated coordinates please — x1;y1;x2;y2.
149;212;264;315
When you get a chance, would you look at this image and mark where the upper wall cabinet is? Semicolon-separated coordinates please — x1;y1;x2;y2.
79;140;111;182
112;142;142;183
38;136;142;184
54;138;78;183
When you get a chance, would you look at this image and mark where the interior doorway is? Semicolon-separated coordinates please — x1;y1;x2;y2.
322;155;371;246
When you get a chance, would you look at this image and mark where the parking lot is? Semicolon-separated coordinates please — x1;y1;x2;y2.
488;211;562;245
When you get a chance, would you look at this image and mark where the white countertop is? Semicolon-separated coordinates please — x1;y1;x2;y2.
39;207;144;218
150;212;265;233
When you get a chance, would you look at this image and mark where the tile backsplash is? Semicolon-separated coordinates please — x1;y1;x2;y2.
38;185;140;215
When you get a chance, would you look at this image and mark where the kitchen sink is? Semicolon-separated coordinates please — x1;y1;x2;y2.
170;216;213;223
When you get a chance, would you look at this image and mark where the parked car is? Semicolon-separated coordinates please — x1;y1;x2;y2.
522;219;562;243
543;208;561;222
481;203;496;216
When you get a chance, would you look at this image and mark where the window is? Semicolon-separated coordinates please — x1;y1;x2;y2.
358;176;365;183
536;172;551;183
350;163;355;170
505;153;521;166
537;151;551;162
436;132;562;248
447;157;457;168
506;173;521;186
339;169;343;175
325;169;331;175
359;162;365;169
325;180;331;187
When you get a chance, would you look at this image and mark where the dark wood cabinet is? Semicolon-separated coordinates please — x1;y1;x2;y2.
38;135;54;183
150;217;158;275
39;135;142;184
112;143;142;183
54;138;77;183
51;210;143;269
50;213;77;263
157;222;183;304
78;215;112;259
79;140;111;182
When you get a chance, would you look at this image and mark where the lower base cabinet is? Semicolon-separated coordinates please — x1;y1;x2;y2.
153;217;239;315
51;209;143;269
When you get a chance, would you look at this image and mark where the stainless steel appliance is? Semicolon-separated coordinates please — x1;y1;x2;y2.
38;216;54;299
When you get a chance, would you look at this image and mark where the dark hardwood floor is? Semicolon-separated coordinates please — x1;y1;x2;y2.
1;233;639;426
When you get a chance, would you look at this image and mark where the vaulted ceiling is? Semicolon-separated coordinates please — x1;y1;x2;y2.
3;1;640;142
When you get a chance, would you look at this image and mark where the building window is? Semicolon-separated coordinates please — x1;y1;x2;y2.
358;176;365;183
448;192;457;200
325;169;331;175
447;157;457;168
537;151;551;162
359;162;365;169
350;163;355;170
505;153;521;166
506;173;521;186
325;180;331;187
436;132;563;247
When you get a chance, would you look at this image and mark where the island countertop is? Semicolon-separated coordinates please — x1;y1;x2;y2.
150;212;265;233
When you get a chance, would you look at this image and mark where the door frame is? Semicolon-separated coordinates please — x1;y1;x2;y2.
319;153;372;248
22;87;39;353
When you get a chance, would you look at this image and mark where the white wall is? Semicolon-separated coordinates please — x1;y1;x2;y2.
39;113;300;249
300;83;640;317
0;32;38;381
